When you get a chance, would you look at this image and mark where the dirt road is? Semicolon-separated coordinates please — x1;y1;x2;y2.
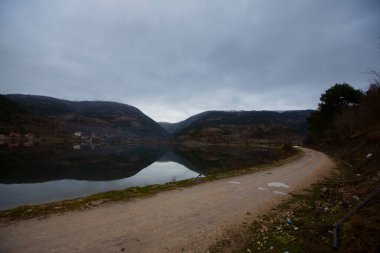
0;148;333;253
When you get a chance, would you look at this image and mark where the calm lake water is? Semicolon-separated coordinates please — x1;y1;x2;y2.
0;143;289;210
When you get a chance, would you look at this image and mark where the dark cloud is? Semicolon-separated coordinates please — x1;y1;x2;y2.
1;0;379;122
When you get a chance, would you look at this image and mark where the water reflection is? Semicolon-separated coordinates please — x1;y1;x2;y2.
0;144;167;183
0;161;199;210
0;144;290;210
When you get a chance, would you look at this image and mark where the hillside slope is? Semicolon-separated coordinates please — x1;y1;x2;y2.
0;94;168;142
171;110;312;144
159;111;211;134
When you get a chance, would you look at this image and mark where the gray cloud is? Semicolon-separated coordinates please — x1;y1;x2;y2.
1;0;379;122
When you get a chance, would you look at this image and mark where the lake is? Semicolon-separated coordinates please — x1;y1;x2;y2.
0;143;291;210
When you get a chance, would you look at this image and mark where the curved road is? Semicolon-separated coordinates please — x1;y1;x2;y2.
0;148;333;253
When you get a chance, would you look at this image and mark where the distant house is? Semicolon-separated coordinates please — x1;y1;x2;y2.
9;132;21;139
24;133;35;139
24;141;34;147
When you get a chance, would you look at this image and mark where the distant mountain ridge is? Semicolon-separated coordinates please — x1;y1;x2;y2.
164;110;312;144
1;94;312;144
159;111;212;134
5;94;143;116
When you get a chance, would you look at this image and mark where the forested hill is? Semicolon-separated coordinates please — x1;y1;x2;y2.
1;94;312;144
0;94;168;142
164;110;312;144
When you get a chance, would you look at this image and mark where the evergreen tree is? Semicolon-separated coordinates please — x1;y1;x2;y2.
307;83;362;135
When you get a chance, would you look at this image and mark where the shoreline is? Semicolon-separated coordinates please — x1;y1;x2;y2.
0;148;303;222
0;148;333;253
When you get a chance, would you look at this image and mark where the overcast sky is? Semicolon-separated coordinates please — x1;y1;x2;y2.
0;0;379;122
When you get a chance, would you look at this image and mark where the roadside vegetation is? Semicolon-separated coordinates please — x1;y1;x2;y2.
210;76;380;253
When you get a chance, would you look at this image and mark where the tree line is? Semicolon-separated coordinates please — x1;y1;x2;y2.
307;73;380;145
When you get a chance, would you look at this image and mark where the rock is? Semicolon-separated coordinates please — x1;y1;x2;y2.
352;195;360;201
320;187;328;192
366;153;372;158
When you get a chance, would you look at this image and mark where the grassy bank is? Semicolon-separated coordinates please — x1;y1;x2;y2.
209;146;379;253
0;147;303;222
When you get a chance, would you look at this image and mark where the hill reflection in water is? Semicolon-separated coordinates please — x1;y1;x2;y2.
0;143;290;210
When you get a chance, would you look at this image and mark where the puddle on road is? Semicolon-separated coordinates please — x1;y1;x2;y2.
257;187;267;191
272;190;287;195
267;182;290;188
228;181;241;185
